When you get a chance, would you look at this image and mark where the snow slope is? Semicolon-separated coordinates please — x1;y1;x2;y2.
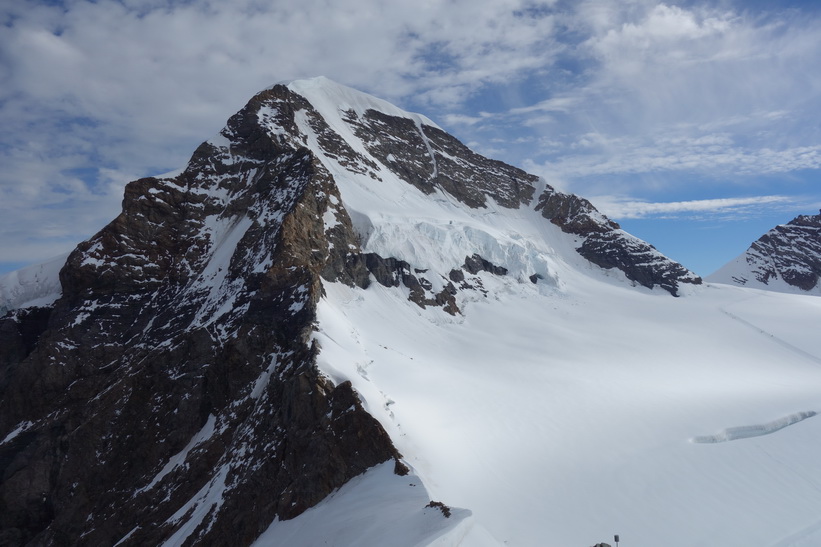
252;462;498;547
253;78;821;546
307;275;821;547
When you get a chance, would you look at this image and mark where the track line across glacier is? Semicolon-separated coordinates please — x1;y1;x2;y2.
770;516;821;547
720;307;821;367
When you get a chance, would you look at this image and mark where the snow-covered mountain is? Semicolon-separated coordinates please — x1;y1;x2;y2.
708;211;821;295
0;253;66;315
2;77;821;547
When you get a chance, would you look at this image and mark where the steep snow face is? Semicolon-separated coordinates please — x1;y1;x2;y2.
314;271;821;547
708;212;821;295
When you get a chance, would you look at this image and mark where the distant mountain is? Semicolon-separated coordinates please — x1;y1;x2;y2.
707;211;821;295
0;77;703;546
0;254;66;315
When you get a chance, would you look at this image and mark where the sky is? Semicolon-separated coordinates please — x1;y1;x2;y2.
1;0;821;277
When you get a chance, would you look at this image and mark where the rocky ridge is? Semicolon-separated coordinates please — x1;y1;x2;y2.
536;190;700;295
1;77;700;546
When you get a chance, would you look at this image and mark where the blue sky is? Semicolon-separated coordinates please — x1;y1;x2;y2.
1;0;820;276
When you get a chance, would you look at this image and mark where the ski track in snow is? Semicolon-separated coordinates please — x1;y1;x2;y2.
771;517;821;547
692;411;818;444
719;306;821;367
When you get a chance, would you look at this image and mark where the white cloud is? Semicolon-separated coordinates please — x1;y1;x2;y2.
1;0;821;271
494;1;821;189
535;139;821;179
441;114;486;126
509;96;579;115
590;195;796;220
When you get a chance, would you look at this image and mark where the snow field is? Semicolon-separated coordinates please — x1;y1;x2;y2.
313;274;821;547
287;92;821;544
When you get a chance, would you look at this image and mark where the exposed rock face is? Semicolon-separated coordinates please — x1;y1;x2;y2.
0;77;702;545
349;109;536;209
0;87;402;546
536;188;702;295
708;211;821;293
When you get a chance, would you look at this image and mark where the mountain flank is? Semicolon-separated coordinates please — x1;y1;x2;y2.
0;77;700;546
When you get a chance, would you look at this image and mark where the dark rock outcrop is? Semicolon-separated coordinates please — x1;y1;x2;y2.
349;109;537;209
536;188;702;295
708;211;821;292
463;254;508;276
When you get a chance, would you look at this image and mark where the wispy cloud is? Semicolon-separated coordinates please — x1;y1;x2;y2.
509;96;579;115
441;113;494;127
535;139;821;179
484;1;821;194
590;194;801;220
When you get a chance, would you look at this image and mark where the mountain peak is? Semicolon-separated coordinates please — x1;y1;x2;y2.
278;76;442;130
0;78;702;545
707;210;821;294
224;78;699;294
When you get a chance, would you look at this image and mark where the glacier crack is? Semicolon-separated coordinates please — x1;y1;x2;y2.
692;411;818;443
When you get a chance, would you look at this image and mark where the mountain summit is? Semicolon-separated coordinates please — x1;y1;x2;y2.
1;77;704;545
707;210;821;294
